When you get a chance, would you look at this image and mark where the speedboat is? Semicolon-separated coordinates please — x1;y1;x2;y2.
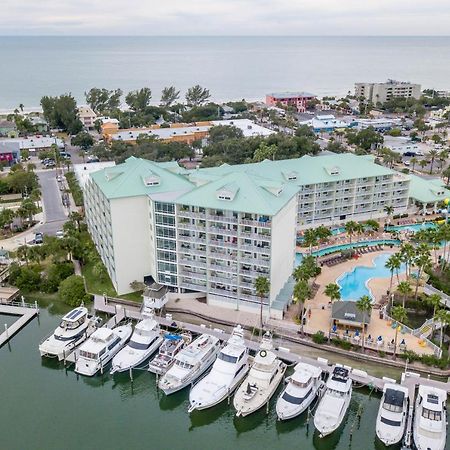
413;385;447;450
158;333;221;395
148;332;192;375
39;306;101;360
75;325;132;376
110;314;163;374
233;332;286;417
375;383;409;446
314;365;352;437
188;325;249;412
276;362;323;420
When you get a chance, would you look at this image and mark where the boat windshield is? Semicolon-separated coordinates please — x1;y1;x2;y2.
328;388;345;398
383;400;403;413
60;318;84;330
380;416;401;427
128;340;153;350
175;360;194;370
218;352;238;364
79;350;97;360
422;407;442;421
282;387;312;405
292;379;309;388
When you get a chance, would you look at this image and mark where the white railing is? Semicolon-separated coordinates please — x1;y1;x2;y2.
207;215;238;224
240;219;271;228
0;299;38;310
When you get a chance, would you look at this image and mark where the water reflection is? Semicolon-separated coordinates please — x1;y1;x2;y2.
159;390;187;411
189;401;230;430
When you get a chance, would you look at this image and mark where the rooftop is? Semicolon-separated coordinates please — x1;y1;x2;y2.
332;301;371;325
408;175;450;204
267;91;316;99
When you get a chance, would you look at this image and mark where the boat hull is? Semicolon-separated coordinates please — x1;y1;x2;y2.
276;387;319;421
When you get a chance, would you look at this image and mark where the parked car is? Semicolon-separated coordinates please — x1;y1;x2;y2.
59;151;71;159
56;230;64;239
403;151;417;157
403;160;410;166
34;232;43;244
56;175;63;182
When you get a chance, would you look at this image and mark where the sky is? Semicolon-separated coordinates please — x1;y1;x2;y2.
2;0;450;36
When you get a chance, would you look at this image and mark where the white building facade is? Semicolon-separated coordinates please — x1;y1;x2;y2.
355;80;421;104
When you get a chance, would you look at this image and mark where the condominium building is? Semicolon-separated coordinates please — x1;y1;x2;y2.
265;92;316;113
78;106;97;129
355;80;421;104
84;153;410;317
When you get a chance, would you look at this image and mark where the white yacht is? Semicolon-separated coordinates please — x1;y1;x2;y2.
39;306;100;360
233;333;287;417
188;325;249;412
148;332;191;375
413;385;447;450
375;383;409;446
314;365;352;437
158;333;221;395
75;325;132;376
110;314;163;374
276;362;323;420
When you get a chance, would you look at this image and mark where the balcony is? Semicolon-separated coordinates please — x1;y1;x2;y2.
182;281;207;292
240;256;270;266
240;231;271;241
240;268;270;278
239;280;254;289
207;215;238;224
210;275;238;285
239;244;271;254
240;293;266;304
178;258;207;269
209;239;238;249
178;235;207;244
177;222;206;232
209;287;237;298
178;210;204;219
240;219;271;228
208;226;238;237
179;269;207;281
209;252;237;262
209;263;237;274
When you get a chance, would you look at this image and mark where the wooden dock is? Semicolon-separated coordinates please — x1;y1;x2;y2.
0;301;39;347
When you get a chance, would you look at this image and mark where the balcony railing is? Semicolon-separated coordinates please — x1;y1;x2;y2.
209;252;237;262
240;219;271;228
210;275;238;285
207;215;238;224
178;258;207;269
178;235;207;244
209;287;237;298
177;222;206;232
239;244;271;254
208;227;238;237
240;257;270;266
240;232;271;241
182;281;207;292
209;239;238;248
209;263;238;274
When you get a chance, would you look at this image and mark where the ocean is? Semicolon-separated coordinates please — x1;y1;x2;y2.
0;36;450;111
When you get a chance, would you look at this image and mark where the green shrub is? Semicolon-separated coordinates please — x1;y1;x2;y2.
58;275;90;307
65;172;83;206
312;331;326;344
15;267;41;293
41;262;75;293
332;337;352;350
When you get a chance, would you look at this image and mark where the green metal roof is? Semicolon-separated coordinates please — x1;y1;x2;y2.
408;175;450;204
89;156;194;199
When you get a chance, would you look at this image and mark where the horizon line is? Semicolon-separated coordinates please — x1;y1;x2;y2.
1;34;450;38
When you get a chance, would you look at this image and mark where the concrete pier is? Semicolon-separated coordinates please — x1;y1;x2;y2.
0;302;39;347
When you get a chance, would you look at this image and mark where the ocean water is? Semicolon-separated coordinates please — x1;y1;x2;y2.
1;36;450;110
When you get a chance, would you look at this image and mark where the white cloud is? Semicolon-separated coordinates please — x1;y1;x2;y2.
1;0;450;35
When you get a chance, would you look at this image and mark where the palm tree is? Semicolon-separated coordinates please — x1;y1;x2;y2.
410;157;417;172
303;229;318;255
292;280;311;334
428;149;439;174
399;243;415;278
324;283;341;303
255;276;270;331
413;250;432;300
433;309;450;351
437;223;450;269
364;219;379;235
344;221;358;244
419;159;428;171
384;205;394;225
356;295;372;352
16;245;30;266
385;254;401;293
391;305;407;359
396;281;412;308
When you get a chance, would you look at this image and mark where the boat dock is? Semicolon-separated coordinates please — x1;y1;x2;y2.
0;300;39;347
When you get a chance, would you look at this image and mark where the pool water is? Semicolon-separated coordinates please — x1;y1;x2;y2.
387;222;437;233
337;253;406;301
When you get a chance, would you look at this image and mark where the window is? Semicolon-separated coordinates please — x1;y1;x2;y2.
218;352;239;363
155;202;175;214
422;407;442;421
155;214;175;226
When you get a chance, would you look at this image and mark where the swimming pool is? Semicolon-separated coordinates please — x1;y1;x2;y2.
310;239;400;258
386;222;437;233
337;253;406;301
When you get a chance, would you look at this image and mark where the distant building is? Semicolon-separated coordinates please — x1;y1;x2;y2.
436;90;450;98
72;161;116;189
265;92;316;113
355;118;403;132
28;116;49;133
382;136;420;154
300;114;352;133
0;141;20;165
78;106;97;129
355;80;421;104
0;136;64;154
103;119;274;145
332;301;371;330
0;120;17;138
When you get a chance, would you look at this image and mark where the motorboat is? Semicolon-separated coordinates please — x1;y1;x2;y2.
110;313;163;374
188;325;249;412
413;385;447;450
375;383;409;446
75;324;132;376
148;332;191;375
158;333;221;395
314;365;352;437
233;332;287;417
276;362;323;420
39;306;101;360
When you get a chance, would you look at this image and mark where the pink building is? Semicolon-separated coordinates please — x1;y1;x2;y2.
265;91;316;112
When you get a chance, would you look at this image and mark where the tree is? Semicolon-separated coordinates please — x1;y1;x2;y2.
253;142;278;162
160;86;180;107
356;295;372;353
85;88;122;114
17;198;38;226
433;309;450;351
413;249;432;300
58;275;90;307
419;159;428;171
396;281;412;308
185;85;211;106
386;254;401;293
71;132;94;150
324;283;341;303
0;208;15;230
444;166;450;186
40;94;82;135
399;243;415;278
92;260;108;282
344;221;358;244
255;276;270;331
427;294;442;339
364;219;379;234
292;280;311;334
208;125;244;144
303;228;318;254
125;88;152;113
16;245;30;266
410;157;417;172
391;305;407;359
428;149;439;174
384;205;394;225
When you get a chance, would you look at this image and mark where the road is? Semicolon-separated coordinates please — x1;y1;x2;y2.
37;169;68;235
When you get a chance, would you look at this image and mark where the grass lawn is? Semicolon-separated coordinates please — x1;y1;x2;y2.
81;260;142;303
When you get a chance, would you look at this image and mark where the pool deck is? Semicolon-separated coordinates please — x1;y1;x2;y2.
303;249;435;356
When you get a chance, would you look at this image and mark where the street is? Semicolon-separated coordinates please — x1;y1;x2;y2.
36;169;68;235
